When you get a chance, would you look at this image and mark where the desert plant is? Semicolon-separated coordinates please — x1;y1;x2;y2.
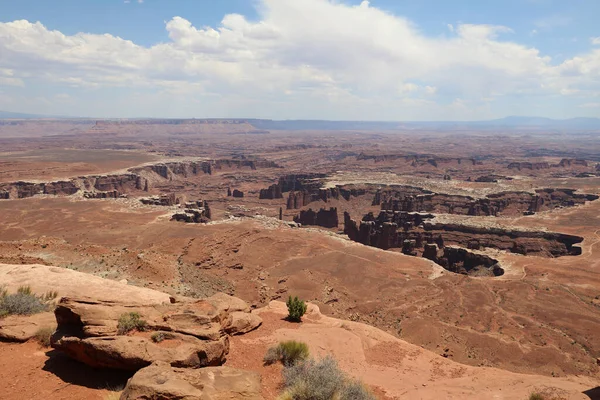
286;296;307;322
529;393;545;400
264;340;310;366
117;312;147;335
280;356;375;400
151;331;175;343
0;286;55;317
339;380;376;400
34;326;54;347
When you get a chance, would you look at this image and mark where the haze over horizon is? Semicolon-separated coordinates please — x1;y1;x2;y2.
1;0;599;120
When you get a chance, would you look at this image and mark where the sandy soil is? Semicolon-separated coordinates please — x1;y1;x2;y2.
0;341;129;400
226;301;600;399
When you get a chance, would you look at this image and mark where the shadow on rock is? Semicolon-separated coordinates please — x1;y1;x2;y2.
42;349;132;390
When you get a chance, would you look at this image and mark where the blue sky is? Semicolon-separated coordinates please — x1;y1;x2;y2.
0;0;599;120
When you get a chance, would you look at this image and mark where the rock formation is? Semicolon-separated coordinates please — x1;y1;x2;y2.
293;207;339;228
374;187;598;217
232;189;244;198
259;184;283;199
140;193;178;206
51;293;261;371
172;200;211;223
121;362;263;400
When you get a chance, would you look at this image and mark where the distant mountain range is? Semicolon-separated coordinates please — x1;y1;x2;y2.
250;117;600;131
1;110;599;130
0;110;51;119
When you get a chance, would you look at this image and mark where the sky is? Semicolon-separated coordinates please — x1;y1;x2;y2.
0;0;599;120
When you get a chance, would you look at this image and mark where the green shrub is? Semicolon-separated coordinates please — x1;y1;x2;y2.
151;331;175;343
286;296;307;322
529;394;545;400
117;312;147;335
264;340;310;366
280;356;375;400
0;286;56;317
34;326;54;347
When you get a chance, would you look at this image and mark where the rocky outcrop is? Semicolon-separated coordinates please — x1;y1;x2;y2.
0;312;56;342
140;193;178;206
278;173;327;192
0;173;153;200
172;200;211;223
43;181;80;196
121;362;263;400
212;159;279;171
558;158;588;168
132;159;279;180
232;189;244;198
133;161;212;179
508;159;589;170
349;210;584;258
51;293;261;371
375;187;598;216
83;190;121;199
293;207;339;228
507;162;550;170
357;153;478;167
423;222;584;257
438;247;504;277
259;184;283;199
474;175;512;183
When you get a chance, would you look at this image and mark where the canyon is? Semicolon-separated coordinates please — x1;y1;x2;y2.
1;119;600;399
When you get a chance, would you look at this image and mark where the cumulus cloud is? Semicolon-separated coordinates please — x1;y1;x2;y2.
0;0;598;119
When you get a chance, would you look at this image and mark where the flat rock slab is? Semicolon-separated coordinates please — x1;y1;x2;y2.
55;335;228;371
0;264;172;305
0;312;56;342
121;362;263;400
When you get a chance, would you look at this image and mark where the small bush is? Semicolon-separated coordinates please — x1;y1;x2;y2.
286;296;307;322
529;393;545;400
0;286;55;317
117;312;147;335
264;340;310;366
34;326;54;347
280;356;375;400
151;331;175;343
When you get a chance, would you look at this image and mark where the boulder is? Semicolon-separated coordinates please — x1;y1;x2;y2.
121;362;263;400
53;335;228;371
51;293;260;370
0;312;56;342
224;312;262;335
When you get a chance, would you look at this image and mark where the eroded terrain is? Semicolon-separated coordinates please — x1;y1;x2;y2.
1;118;600;388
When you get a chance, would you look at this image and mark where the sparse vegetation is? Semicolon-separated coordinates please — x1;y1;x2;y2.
264;340;310;366
117;312;147;335
34;326;54;347
286;296;307;322
0;286;57;317
151;331;175;343
279;356;375;400
529;393;545;400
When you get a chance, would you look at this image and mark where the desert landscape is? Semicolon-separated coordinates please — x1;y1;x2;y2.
2;0;600;398
1;117;600;399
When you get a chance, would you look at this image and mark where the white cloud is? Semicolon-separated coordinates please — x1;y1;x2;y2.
0;0;598;119
592;37;600;46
